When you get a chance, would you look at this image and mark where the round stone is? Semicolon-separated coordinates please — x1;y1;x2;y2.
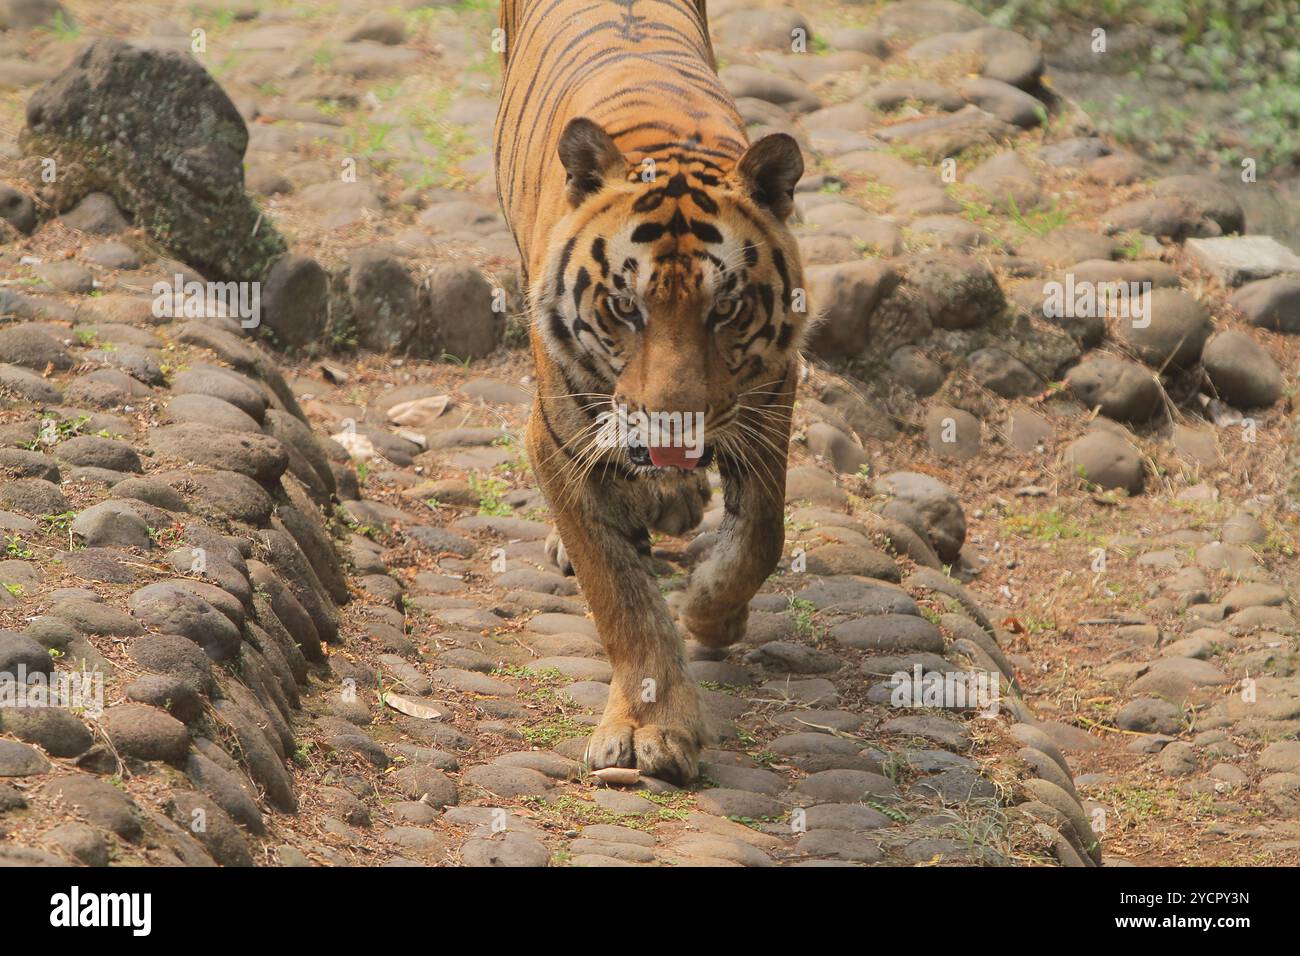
1065;356;1162;422
1115;698;1183;735
1201;330;1283;408
101;704;191;765
1062;431;1145;493
127;582;242;661
1116;289;1210;369
831;614;943;653
0;704;93;757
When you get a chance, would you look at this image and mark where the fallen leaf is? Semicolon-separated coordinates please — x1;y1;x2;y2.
382;693;443;720
393;427;427;449
387;395;450;427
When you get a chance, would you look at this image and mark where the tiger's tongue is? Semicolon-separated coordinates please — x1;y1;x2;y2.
648;445;700;469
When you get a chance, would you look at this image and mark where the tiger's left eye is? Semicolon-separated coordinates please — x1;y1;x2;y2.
712;298;742;323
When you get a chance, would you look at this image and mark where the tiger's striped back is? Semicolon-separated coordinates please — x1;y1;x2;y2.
494;0;743;276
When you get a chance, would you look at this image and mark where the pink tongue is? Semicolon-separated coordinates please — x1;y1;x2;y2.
647;444;700;469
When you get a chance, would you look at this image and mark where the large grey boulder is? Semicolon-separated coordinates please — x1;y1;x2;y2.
21;39;285;281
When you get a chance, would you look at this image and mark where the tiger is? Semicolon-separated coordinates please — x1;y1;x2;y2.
493;0;808;784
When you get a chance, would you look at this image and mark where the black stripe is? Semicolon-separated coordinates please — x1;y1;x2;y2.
573;266;591;312
691;219;722;243
631;222;665;243
555;236;578;297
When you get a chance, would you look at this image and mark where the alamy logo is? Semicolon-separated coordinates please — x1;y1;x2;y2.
1042;275;1151;327
0;666;103;718
890;665;1001;716
49;886;151;936
152;273;261;328
595;405;705;457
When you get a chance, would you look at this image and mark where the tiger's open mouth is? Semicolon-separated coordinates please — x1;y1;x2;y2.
626;442;715;471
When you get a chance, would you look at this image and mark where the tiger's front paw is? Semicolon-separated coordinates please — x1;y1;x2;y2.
633;723;700;785
585;719;701;786
649;472;711;537
586;683;705;785
585;717;636;771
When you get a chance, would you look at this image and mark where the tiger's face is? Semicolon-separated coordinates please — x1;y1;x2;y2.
532;118;806;472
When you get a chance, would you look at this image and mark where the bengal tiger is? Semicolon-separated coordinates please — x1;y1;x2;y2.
493;0;807;783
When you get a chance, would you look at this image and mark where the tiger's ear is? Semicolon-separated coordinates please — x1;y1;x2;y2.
735;133;803;221
558;117;625;206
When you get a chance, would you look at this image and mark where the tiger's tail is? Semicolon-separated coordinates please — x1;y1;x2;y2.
498;0;520;67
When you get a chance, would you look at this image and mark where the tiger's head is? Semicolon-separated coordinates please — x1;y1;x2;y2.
532;117;807;472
